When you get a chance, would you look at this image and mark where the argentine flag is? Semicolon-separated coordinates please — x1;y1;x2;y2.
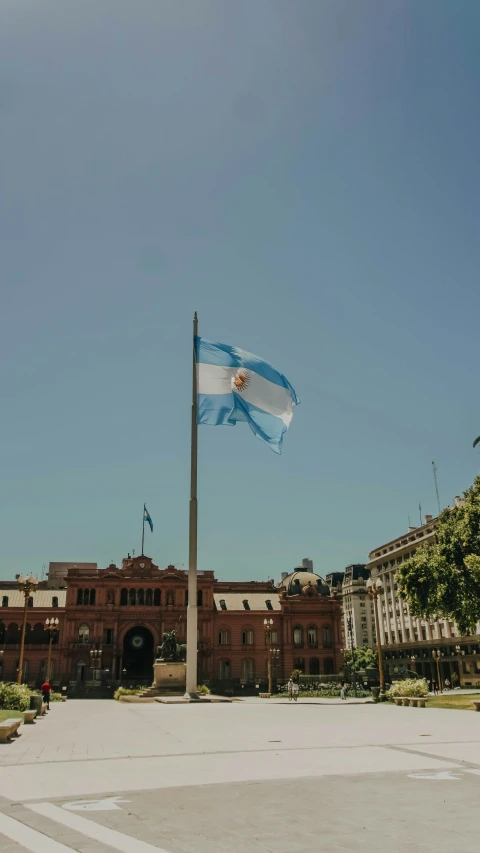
196;336;299;454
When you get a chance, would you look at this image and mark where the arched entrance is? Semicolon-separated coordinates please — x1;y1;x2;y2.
122;626;154;684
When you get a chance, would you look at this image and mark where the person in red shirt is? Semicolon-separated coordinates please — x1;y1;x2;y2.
41;679;51;710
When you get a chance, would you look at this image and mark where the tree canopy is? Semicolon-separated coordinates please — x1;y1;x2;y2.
344;646;378;672
396;477;480;635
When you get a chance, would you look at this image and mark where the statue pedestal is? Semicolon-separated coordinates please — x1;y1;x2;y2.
153;661;186;694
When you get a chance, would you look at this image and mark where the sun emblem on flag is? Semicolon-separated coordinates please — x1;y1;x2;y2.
232;368;250;393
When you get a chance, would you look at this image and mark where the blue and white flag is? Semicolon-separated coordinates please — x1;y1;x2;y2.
144;505;153;532
196;336;299;454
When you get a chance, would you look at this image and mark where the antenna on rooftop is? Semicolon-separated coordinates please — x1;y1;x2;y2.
419;503;423;526
432;461;441;515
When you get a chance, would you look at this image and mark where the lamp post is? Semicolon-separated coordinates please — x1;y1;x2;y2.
346;616;357;697
366;577;385;693
410;654;417;676
432;649;443;693
90;649;102;681
45;618;59;682
16;574;39;685
455;644;465;687
264;618;276;696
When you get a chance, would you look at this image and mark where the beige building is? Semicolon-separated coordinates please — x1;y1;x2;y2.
368;498;480;687
326;565;376;653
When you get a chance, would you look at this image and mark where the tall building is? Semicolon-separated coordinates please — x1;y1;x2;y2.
326;566;375;652
0;555;342;693
368;497;480;687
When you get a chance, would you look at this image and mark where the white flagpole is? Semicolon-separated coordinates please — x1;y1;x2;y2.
185;311;199;698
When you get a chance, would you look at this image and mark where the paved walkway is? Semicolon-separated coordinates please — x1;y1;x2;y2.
0;699;479;852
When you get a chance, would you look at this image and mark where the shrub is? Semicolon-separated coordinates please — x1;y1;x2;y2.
50;692;63;702
0;682;33;711
113;687;142;700
197;684;210;695
387;678;429;699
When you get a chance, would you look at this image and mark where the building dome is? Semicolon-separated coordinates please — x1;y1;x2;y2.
279;569;330;597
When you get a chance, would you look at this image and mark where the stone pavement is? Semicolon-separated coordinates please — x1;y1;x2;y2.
0;698;479;852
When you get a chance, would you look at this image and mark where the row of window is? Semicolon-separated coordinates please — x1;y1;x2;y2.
218;599;274;611
217;657;335;680
76;588;205;607
0;622;59;644
218;626;333;647
1;596;59;608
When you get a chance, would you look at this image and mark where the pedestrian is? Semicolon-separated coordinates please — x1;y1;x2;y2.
340;682;347;700
444;678;450;691
432;680;438;695
292;681;299;702
287;677;294;701
41;678;51;710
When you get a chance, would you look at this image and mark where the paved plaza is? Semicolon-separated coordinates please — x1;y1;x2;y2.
0;698;479;852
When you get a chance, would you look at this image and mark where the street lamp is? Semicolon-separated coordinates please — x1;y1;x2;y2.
432;649;443;693
346;616;357;698
366;577;385;693
16;574;39;684
264;618;276;696
410;654;417;676
90;649;102;680
45;618;59;682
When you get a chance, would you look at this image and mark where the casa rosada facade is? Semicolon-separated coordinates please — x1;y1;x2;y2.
0;555;342;692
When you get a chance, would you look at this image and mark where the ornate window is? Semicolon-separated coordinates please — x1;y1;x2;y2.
89;589;96;606
265;599;273;610
120;588;128;606
129;588;136;606
307;626;317;647
219;659;231;679
219;599;227;611
242;629;254;645
83;589;89;606
293;626;303;647
78;624;90;644
241;659;255;682
197;590;203;606
137;589;145;606
322;626;332;648
1;596;8;607
166;591;174;606
309;658;320;675
154;589;161;606
294;657;305;672
52;596;58;608
218;629;230;645
28;596;33;608
146;588;153;606
323;657;334;674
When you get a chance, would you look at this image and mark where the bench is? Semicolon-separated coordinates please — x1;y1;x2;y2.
393;697;403;706
23;710;37;724
472;700;480;712
0;718;22;744
259;693;271;699
401;697;410;706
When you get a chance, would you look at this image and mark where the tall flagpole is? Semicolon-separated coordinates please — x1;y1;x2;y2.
185;311;199;697
141;504;145;556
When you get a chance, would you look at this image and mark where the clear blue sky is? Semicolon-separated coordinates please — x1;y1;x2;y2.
1;0;479;583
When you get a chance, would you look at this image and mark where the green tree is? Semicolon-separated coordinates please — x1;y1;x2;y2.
396;477;480;634
344;646;378;673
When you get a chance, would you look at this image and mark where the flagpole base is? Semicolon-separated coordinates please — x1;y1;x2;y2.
184;691;201;701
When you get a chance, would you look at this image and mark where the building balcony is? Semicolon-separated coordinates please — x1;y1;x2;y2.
307;642;318;649
293;642;304;649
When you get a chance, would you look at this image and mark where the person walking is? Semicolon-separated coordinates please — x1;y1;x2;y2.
292;681;299;702
444;678;450;691
432;680;438;695
340;682;347;700
287;678;294;701
41;678;51;710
